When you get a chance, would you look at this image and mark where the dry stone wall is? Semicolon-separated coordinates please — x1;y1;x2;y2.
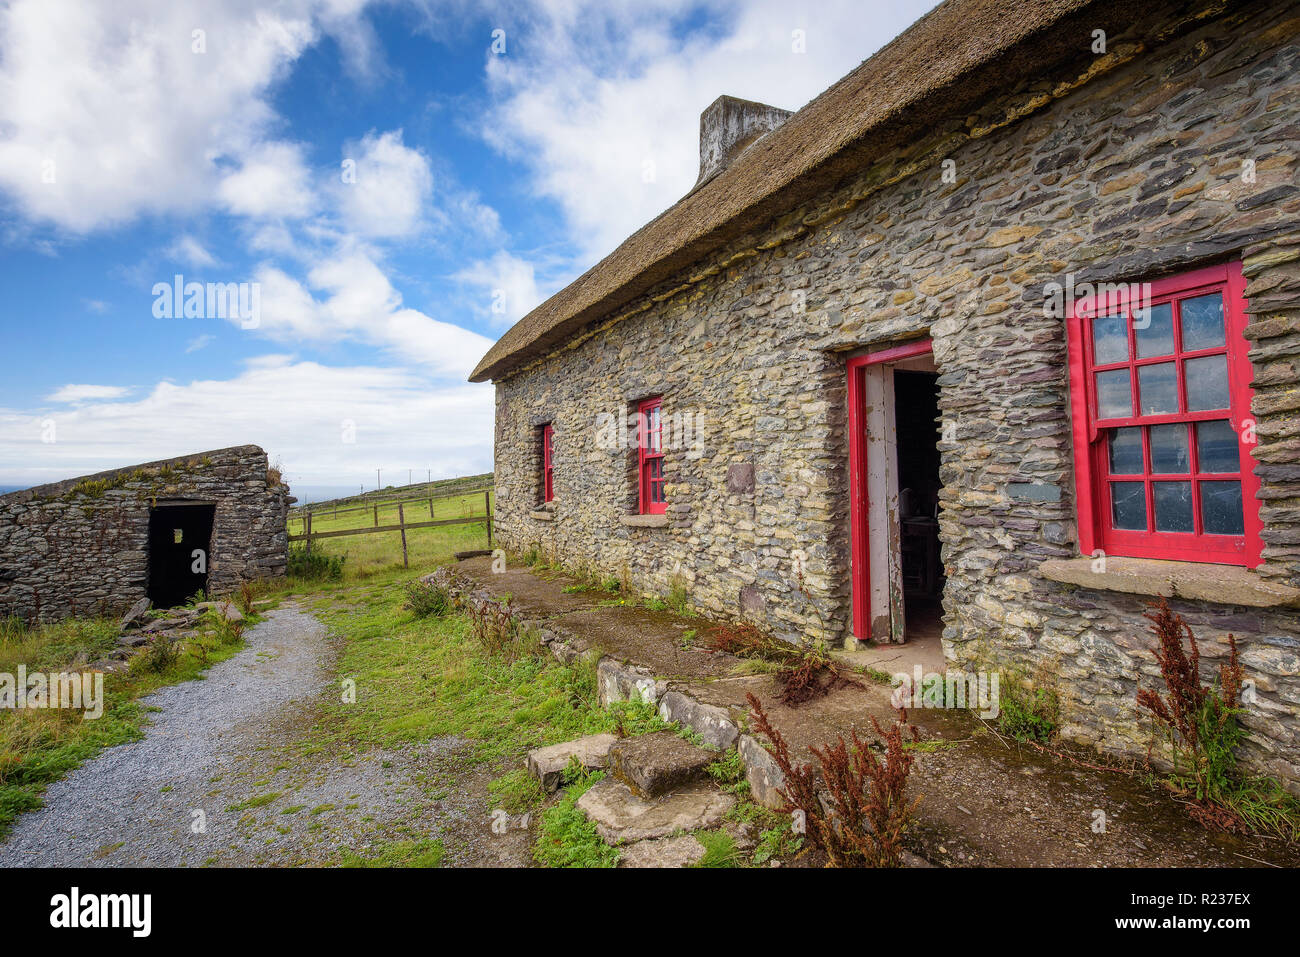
492;3;1300;785
0;445;290;623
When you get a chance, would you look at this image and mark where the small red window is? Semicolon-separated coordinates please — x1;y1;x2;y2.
541;424;554;503
1067;262;1262;566
637;397;666;515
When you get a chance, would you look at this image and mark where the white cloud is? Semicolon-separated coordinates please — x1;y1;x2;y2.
2;357;492;487
218;141;317;221
453;250;543;326
46;384;133;403
168;235;220;268
0;0;366;233
185;333;216;353
253;248;494;378
335;130;433;239
482;0;937;263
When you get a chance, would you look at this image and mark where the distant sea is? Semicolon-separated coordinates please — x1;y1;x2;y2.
0;486;24;495
291;486;369;505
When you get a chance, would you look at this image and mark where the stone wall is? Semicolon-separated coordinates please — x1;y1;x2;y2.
492;2;1300;785
0;445;290;622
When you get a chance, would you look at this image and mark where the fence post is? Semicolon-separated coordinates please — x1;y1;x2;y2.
373;503;379;527
429;496;434;518
305;512;313;556
398;503;409;568
484;489;493;547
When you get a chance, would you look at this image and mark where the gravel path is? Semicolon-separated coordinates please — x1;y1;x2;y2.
0;605;533;868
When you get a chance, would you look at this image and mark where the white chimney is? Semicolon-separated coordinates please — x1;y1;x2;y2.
696;95;793;187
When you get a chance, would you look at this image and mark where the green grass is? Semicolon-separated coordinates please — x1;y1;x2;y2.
226;791;281;812
341;838;445;868
694;829;740;868
533;771;618;868
0;610;252;839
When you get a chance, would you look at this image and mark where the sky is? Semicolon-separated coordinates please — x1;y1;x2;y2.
0;0;936;499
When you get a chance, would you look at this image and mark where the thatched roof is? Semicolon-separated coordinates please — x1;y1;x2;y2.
471;0;1149;383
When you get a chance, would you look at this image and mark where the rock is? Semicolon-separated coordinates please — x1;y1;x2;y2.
596;658;665;708
526;734;619;792
739;734;788;810
118;597;151;631
657;691;739;750
216;604;244;622
117;634;148;648
608;730;715;798
618;834;706;868
576;777;734;844
141;619;170;634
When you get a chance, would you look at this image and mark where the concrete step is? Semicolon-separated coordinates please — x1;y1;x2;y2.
608;730;715;798
576;776;734;844
525;733;618;793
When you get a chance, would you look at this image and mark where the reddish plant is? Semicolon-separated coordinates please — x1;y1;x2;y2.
747;692;919;867
713;624;843;706
1136;598;1244;812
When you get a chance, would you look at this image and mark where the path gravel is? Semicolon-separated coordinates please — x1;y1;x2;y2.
0;606;533;868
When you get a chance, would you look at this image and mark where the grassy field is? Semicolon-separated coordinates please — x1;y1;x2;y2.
289;488;495;579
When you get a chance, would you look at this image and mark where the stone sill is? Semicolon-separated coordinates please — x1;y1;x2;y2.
619;513;669;529
1039;556;1300;608
529;509;555;522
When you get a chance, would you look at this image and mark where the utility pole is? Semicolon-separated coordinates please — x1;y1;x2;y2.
408;468;412;486
376;468;381;491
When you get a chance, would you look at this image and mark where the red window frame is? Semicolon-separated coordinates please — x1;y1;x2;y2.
541;424;554;503
637;397;666;515
1067;262;1262;566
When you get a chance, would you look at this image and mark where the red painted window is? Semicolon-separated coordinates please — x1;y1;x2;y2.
541;424;554;503
1067;262;1261;566
637;397;666;515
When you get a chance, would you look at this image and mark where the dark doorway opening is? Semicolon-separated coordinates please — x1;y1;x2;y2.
893;370;944;631
148;504;215;608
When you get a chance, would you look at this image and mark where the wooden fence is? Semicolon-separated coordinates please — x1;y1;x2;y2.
288;488;493;568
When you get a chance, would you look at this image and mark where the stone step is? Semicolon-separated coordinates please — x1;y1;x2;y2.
608;730;715;798
525;733;618;793
618;834;705;868
576;777;734;844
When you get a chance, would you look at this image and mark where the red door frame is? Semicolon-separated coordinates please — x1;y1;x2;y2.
847;338;933;642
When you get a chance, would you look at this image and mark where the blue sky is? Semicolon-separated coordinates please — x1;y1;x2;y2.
0;0;934;498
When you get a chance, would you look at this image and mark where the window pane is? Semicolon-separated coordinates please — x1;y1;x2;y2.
1196;420;1239;474
1111;482;1147;530
1092;314;1128;365
1138;362;1178;415
1153;481;1194;532
1200;481;1244;536
1134;302;1174;358
1149;423;1189;473
1096;369;1132;418
1180;294;1225;351
1107;427;1143;474
1185;355;1230;411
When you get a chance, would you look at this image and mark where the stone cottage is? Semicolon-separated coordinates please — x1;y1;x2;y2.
472;0;1300;786
0;445;291;623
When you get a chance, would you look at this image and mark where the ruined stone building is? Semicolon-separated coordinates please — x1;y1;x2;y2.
0;445;291;622
473;0;1300;785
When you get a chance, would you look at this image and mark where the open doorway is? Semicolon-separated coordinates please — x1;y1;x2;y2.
848;339;944;658
893;369;944;643
148;503;215;608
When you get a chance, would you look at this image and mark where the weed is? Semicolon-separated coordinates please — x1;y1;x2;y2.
287;545;346;582
402;579;451;619
341;838;444;868
748;692;919;867
706;750;748;793
694;829;740;867
996;677;1059;743
711;622;843;705
489;768;546;815
1137;599;1300;839
133;638;180;675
